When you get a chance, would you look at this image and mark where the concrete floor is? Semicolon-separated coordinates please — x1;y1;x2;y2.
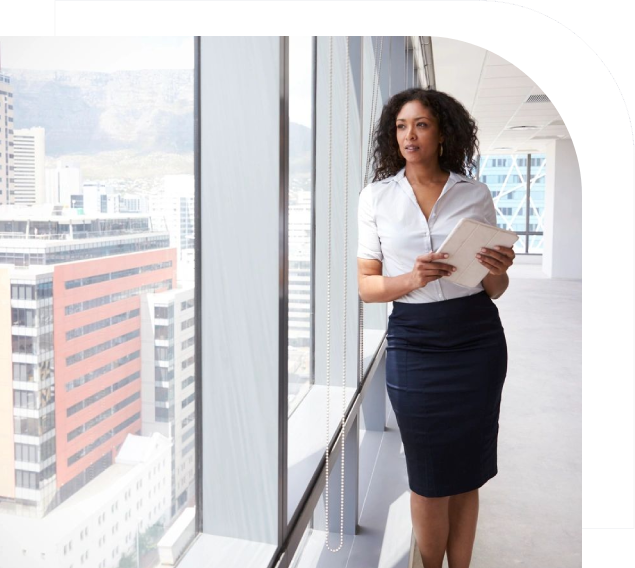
470;259;582;568
295;257;582;568
437;257;581;567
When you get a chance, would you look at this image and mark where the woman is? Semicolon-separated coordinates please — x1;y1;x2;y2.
357;87;515;568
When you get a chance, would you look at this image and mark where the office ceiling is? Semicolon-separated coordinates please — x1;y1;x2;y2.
429;36;569;155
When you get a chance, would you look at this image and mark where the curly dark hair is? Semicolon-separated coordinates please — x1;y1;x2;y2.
370;87;479;182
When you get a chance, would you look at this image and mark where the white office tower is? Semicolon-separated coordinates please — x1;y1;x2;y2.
13;127;46;206
0;72;15;205
140;285;196;518
149;174;195;264
45;161;83;206
83;181;118;214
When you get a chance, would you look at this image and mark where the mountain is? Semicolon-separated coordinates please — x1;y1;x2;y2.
7;68;195;156
6;68;313;179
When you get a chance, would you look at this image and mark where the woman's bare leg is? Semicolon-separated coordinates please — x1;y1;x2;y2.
446;488;479;568
410;490;450;568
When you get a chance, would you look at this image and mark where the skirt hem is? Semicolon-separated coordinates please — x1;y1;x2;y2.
408;466;498;498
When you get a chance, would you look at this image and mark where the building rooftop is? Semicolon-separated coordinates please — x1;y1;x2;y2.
0;433;170;551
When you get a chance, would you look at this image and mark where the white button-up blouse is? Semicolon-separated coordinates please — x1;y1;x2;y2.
357;166;497;303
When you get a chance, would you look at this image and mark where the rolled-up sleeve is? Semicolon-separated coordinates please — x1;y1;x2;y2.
357;185;383;261
481;184;498;227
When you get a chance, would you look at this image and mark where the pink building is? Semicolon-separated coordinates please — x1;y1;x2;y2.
53;248;176;488
0;211;175;515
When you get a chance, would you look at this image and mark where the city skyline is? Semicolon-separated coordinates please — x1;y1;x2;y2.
0;50;199;568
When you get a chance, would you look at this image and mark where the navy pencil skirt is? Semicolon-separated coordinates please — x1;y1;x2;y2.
386;290;508;498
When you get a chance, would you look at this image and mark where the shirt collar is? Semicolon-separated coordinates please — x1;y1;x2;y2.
393;167;479;216
393;166;474;186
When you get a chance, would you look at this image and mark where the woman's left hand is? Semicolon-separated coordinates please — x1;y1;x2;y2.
475;245;515;276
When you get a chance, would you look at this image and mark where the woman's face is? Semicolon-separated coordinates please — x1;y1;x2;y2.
395;100;444;165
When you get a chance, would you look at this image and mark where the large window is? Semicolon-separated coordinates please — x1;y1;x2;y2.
0;37;196;568
287;36;315;416
478;153;546;254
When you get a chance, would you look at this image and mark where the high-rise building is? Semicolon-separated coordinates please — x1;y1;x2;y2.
478;154;546;253
83;182;118;215
13;127;46;206
149;175;194;260
45;161;83;207
140;285;195;517
0;208;176;517
0;71;15;206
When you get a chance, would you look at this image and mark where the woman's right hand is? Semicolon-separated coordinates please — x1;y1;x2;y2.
409;252;456;289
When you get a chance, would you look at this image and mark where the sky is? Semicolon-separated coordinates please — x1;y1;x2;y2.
0;35;313;128
0;37;195;71
0;36;312;127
